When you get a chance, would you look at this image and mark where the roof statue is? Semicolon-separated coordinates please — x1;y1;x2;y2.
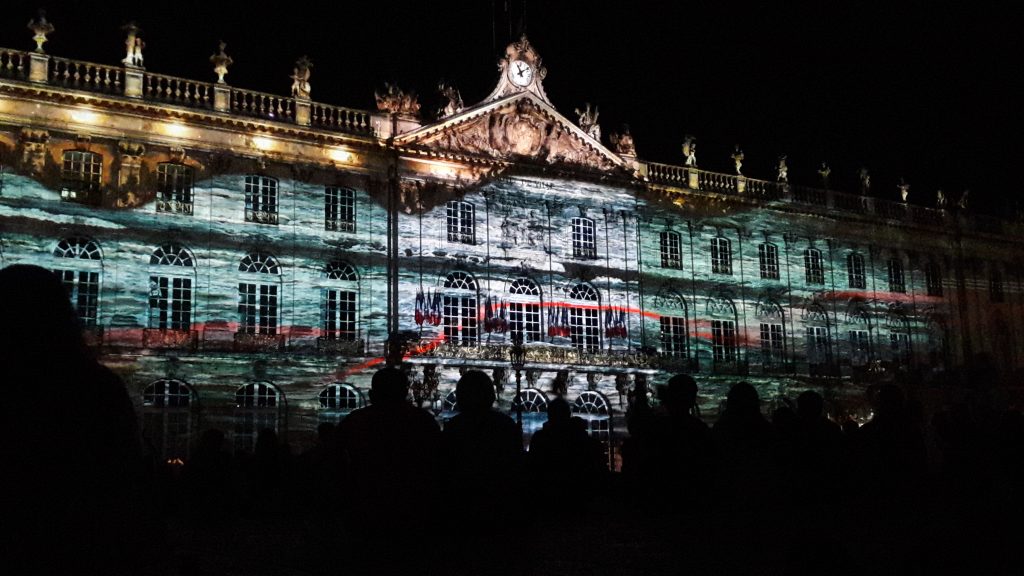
575;103;601;141
609;125;636;157
682;136;697;167
27;10;54;53
210;42;233;84
776;155;788;182
375;83;421;117
731;145;744;175
437;81;464;119
936;189;947;209
121;22;144;68
290;56;312;100
897;178;910;203
859;167;871;194
958;189;969;210
817;162;831;189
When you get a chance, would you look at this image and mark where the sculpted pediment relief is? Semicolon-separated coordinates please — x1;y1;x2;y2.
401;95;623;173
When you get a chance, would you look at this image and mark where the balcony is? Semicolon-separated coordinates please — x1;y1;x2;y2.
245;209;279;225
316;337;365;355
156;198;194;215
143;328;198;350
233;332;285;352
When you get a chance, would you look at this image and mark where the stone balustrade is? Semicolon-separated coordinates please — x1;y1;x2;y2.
49;56;124;93
230;86;296;121
0;48;29;80
143;72;215;109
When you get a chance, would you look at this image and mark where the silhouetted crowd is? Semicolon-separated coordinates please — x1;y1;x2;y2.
3;263;1024;575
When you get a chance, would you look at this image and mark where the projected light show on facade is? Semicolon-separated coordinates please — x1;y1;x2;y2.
0;21;1020;466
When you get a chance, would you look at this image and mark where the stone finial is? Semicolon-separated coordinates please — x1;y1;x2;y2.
897;178;910;203
776;155;788;182
731;145;744;175
682;135;697;167
290;56;313;99
609;124;636;157
817;162;831;189
27;10;54;53
574;103;601;141
210;41;233;84
121;22;144;68
375;83;420;117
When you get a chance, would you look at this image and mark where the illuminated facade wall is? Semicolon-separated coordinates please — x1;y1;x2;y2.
1;38;1021;461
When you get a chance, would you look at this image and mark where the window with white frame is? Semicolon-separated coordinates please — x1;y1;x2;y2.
806;325;831;366
142;379;194;460
660;231;682;269
760;322;785;367
572;391;613;468
238;252;280;336
711;319;737;363
711;236;732;275
53;237;102;327
990;266;1005;303
925;261;943;297
804;248;825;285
156;163;194;214
234;382;282;454
443;271;478;346
759;243;780;280
325;187;356;232
889;326;911;364
568;283;600;352
60;150;102;204
508;277;542;342
446;201;475;244
323;260;359;341
572;217;598;259
244;175;278;224
847;252;866;289
849;329;871;367
660;316;689;358
887;257;906;293
318;383;364;423
149;245;194;331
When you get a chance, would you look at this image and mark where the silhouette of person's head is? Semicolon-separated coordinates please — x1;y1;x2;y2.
0;264;85;360
875;384;906;418
369;367;409;407
255;428;278;457
726;381;761;417
797;390;825;421
659;374;698;413
547;396;571;424
455;370;496;414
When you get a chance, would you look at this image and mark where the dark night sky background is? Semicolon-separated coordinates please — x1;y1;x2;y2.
2;1;1019;213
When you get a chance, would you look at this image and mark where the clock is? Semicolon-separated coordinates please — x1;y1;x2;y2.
508;59;533;87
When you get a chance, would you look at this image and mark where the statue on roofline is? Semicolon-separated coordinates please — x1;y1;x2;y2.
122;22;144;68
609;125;636;156
817;162;831;189
731;145;744;175
859;167;871;194
682;135;697;167
936;189;947;209
897;178;910;203
290;56;312;99
375;83;421;116
776;155;788;183
575;103;601;141
437;81;464;119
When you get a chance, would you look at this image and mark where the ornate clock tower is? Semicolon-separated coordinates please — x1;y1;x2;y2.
485;35;554;106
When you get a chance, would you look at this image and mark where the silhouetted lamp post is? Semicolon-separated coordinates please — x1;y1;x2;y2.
509;332;526;427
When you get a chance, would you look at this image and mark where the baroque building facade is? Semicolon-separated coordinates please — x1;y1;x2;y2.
1;30;1021;464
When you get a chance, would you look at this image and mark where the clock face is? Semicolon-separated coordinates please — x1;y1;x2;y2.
508;59;533;87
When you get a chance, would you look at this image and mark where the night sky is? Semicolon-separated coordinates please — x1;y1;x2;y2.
2;1;1018;213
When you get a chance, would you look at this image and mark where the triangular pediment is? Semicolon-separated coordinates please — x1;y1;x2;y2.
395;92;626;173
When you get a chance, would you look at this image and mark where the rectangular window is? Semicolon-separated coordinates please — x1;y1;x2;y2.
443;295;477;345
323;289;357;340
660;316;689;358
888;258;906;293
759;243;779;280
325;187;356;232
711;237;732;275
711;319;737;362
847;253;866;289
660;231;682;269
238;282;278;335
804;249;825;284
149;275;192;330
509;302;542;342
849;329;871;367
572;217;598;259
60;150;103;204
569;307;601;351
925;262;943;297
446;201;475;244
890;332;911;363
806;326;831;365
244;175;279;225
56;269;99;326
156;163;194;214
760;322;785;366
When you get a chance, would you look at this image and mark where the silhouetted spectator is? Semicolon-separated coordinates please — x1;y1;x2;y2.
645;374;714;512
528;396;606;501
854;384;927;496
712;382;779;510
337;367;441;562
0;264;150;573
182;428;235;521
793;390;849;501
240;428;292;515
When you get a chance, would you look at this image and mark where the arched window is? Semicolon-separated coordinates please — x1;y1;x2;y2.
443;272;478;346
508;277;542;342
847;252;866;289
53;237;102;326
804;248;825;285
710;236;732;275
149;244;195;331
234;382;283;453
244;175;279;224
323;260;359;341
756;300;786;368
573;391;612;468
758;243;780;280
567;282;600;352
142;379;195;460
60;150;102;204
660;231;682;269
238;252;281;336
572;217;598;259
887;257;906;293
707;297;738;364
655;291;689;358
325;187;356;232
446;201;475;244
156;163;194;214
512;388;549;438
925;261;943;297
319;383;365;423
